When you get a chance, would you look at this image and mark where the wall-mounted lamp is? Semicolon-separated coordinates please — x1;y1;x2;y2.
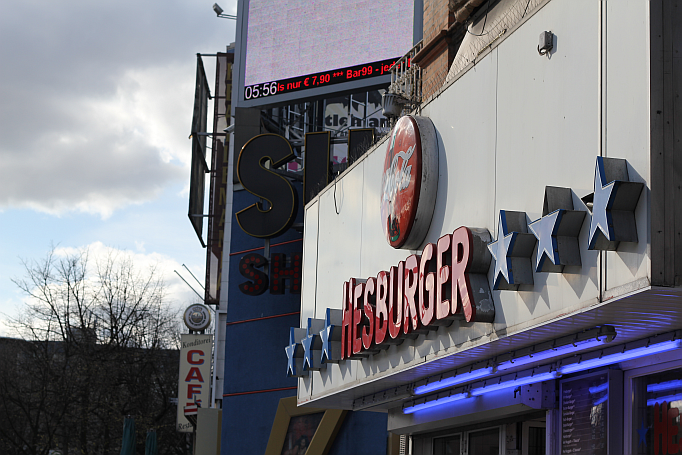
213;3;236;19
538;31;554;56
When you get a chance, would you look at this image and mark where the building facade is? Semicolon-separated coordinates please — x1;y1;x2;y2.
293;1;682;454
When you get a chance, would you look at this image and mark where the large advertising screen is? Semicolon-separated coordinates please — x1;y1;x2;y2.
234;0;418;107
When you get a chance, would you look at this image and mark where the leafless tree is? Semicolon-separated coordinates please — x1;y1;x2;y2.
0;247;191;455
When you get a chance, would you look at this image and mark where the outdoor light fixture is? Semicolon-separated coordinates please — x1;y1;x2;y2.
415;366;493;395
558;337;682;375
352;386;413;411
403;392;469;414
394;329;679;416
412;326;616;396
213;3;236;19
470;367;558;397
497;326;616;371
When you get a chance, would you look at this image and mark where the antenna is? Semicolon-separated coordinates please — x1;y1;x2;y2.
174;270;204;300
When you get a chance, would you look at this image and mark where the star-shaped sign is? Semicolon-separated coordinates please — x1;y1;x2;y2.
529;210;562;272
302;318;325;372
637;421;648;447
488;210;535;290
320;309;343;366
587;157;644;250
285;327;307;378
528;188;585;274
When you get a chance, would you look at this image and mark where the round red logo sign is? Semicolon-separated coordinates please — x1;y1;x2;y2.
381;115;438;249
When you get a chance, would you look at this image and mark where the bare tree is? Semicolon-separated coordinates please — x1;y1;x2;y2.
0;247;191;455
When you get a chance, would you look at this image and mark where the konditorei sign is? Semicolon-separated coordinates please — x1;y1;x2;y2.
177;334;213;432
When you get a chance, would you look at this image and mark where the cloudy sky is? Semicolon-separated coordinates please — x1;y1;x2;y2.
0;0;237;335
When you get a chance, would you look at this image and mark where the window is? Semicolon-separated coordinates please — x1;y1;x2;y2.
468;427;499;455
433;434;461;455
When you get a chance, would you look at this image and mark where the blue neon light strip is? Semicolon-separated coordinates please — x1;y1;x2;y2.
415;367;494;395
647;393;682;407
647;379;682;393
497;338;608;371
559;340;682;375
470;372;558;396
589;382;609;394
403;393;469;414
593;394;608;406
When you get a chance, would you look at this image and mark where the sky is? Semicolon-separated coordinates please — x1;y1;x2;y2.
0;0;238;336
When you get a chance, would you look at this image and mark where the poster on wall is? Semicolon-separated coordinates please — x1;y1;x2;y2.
561;373;609;455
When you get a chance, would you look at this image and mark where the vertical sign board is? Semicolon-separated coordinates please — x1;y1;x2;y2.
177;334;213;432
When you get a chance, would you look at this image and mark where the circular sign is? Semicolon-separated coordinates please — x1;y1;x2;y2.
380;115;438;249
183;304;212;331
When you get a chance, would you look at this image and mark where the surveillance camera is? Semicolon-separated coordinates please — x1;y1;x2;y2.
224;123;235;134
213;3;224;16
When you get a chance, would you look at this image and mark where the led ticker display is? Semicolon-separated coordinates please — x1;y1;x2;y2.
234;0;416;107
243;58;399;102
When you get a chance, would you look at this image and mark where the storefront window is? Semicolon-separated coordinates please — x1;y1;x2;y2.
468;427;499;455
433;434;461;455
632;368;682;455
561;373;608;455
527;426;545;455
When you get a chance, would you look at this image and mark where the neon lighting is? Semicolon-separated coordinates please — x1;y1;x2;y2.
559;340;682;375
647;394;682;406
647;380;682;393
593;394;608;406
589;382;609;394
470;372;558;396
498;338;608;371
403;393;469;414
415;367;494;395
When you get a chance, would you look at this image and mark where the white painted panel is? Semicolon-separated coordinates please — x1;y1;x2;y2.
493;0;601;330
604;0;650;293
314;163;365;315
359;140;420;279
301;200;319;323
298;0;654;404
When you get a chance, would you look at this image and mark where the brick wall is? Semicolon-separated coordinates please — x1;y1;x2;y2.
420;0;455;100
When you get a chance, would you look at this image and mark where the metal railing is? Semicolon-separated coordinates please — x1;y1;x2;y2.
386;40;423;114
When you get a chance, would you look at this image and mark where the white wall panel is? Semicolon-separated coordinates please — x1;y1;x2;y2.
299;0;653;404
603;0;651;293
301;200;319;323
493;0;602;331
314;163;365;316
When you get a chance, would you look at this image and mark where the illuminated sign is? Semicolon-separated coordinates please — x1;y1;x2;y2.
285;226;495;374
235;0;415;107
238;252;302;296
177;334;213;432
381;115;439;249
339;226;495;360
244;58;398;102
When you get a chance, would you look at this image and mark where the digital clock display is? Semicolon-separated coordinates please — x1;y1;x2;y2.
244;57;399;101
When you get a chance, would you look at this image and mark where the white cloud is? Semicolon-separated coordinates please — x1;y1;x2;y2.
0;0;236;218
53;241;204;312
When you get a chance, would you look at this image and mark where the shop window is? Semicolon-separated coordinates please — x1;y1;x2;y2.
433;434;461;455
526;426;545;455
468;427;499;455
631;367;682;455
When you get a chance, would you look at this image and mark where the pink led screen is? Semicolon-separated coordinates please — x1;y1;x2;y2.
244;0;414;86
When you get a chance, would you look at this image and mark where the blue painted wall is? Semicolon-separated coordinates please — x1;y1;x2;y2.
221;183;388;455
